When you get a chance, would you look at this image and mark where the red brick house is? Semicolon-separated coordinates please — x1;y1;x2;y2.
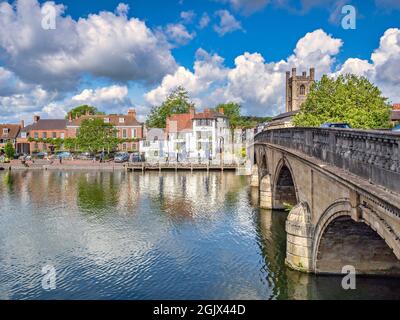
66;109;143;152
16;116;67;154
0;122;23;151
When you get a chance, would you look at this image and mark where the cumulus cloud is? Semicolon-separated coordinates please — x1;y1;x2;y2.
180;10;196;24
0;0;177;91
198;12;211;29
163;23;196;45
145;29;343;116
213;10;244;36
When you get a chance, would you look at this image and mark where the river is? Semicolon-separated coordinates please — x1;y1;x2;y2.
0;170;399;299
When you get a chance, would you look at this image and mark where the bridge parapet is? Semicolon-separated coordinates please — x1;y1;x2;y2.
255;128;400;193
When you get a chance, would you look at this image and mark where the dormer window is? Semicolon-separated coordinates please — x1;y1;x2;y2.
104;118;110;123
3;128;9;135
119;117;125;123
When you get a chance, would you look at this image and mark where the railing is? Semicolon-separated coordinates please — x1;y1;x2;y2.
255;128;400;193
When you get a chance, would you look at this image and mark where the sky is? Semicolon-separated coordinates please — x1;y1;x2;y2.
0;0;400;124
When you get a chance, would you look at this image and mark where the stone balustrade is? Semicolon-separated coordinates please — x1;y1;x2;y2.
255;128;400;193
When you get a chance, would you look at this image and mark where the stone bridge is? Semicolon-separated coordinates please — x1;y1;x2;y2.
252;128;400;276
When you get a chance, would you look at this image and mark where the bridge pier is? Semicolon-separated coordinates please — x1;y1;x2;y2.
250;166;259;187
285;202;314;273
259;174;273;209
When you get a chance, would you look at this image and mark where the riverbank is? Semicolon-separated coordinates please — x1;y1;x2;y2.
0;159;126;171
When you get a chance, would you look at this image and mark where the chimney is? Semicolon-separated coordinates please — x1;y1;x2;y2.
33;115;40;123
20;119;24;129
292;68;296;77
218;107;224;114
310;67;315;80
189;106;195;118
286;71;290;80
128;108;136;118
68;112;72;122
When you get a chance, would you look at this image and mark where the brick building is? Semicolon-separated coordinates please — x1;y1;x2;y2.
0;122;23;151
16;116;67;154
66;109;143;152
391;103;400;125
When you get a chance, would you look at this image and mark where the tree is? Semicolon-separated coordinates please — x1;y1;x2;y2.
66;105;104;120
146;86;193;128
4;142;15;159
293;74;391;129
76;118;118;153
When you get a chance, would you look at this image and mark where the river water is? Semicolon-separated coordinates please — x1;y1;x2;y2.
0;170;399;300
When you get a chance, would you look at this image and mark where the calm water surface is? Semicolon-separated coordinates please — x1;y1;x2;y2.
1;171;400;300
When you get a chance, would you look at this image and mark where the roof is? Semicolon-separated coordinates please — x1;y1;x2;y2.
391;110;400;121
67;114;141;127
272;110;299;121
25;119;67;131
0;124;21;140
166;113;193;132
193;110;227;119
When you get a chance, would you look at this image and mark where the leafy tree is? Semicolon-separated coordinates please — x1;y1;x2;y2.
293;74;391;129
146;86;194;128
66;105;104;120
64;138;78;152
76;118;118;153
4;142;15;159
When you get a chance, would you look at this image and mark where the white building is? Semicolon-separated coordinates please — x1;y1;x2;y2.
139;128;166;162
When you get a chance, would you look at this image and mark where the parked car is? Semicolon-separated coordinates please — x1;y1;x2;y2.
56;151;72;159
114;152;130;163
321;122;351;129
392;124;400;132
31;151;48;159
130;152;143;163
78;152;94;160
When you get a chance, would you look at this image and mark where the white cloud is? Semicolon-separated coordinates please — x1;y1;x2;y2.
145;29;343;116
180;10;196;24
163;23;196;45
0;0;177;90
213;10;244;36
198;12;211;29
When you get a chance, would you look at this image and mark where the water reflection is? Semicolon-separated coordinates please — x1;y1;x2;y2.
0;171;400;300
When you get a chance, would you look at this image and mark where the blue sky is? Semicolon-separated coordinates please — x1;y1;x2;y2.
0;0;400;123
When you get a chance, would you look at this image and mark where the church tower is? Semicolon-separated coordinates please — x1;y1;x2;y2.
286;67;315;113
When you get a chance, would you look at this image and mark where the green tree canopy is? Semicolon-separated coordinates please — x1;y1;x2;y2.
66;105;104;120
76;118;118;153
4;142;15;159
293;74;391;129
214;102;272;129
145;86;194;128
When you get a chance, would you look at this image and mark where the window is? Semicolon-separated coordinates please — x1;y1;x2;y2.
300;85;306;95
60;132;65;139
52;132;57;138
122;143;127;151
21;132;27;139
143;141;150;147
119;118;125;123
122;129;127;138
104;118;110;123
132;128;137;138
197;142;202;150
154;136;158;142
2;128;9;135
42;132;47;138
154;151;158;157
34;143;38;150
34;132;39;139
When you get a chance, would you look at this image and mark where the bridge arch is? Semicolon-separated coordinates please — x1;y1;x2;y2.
272;158;298;210
312;200;400;276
